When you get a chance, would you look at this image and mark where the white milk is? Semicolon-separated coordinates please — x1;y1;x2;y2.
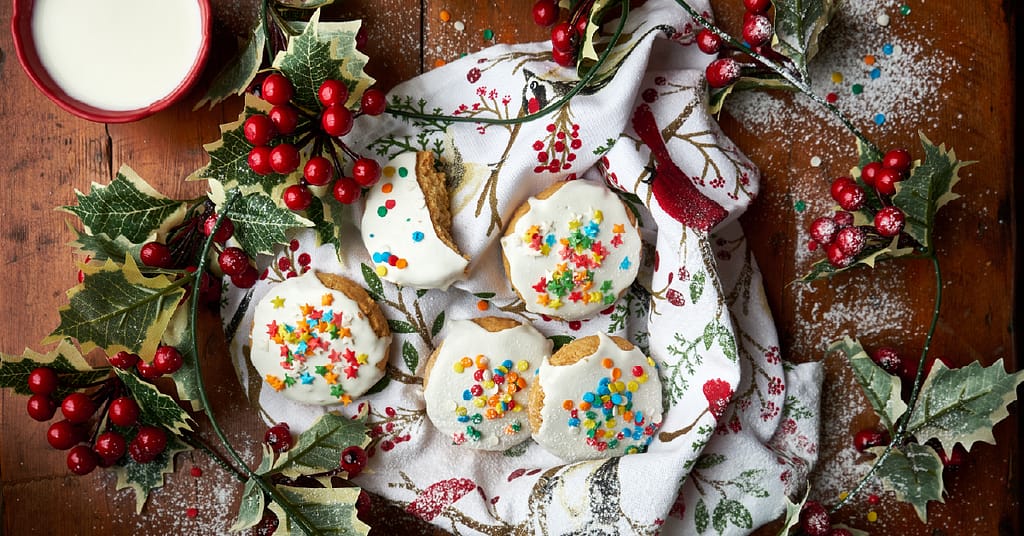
31;0;204;111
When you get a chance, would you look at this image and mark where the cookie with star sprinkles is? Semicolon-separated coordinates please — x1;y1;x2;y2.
528;332;663;462
422;317;551;450
500;179;641;321
249;271;391;406
360;151;469;290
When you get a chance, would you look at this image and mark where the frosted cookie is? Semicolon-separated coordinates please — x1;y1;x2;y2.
361;151;469;290
529;332;662;462
422;317;551;450
500;179;641;321
249;271;391;406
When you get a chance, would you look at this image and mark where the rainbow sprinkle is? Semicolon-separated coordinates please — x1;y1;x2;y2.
449;356;531;444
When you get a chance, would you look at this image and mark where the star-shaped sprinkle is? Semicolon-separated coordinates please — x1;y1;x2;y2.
271;296;285;309
321;293;334;306
300;372;314;384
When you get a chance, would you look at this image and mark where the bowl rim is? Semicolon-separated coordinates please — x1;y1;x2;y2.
10;0;213;124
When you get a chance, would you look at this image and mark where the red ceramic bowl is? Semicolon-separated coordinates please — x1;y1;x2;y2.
11;0;212;123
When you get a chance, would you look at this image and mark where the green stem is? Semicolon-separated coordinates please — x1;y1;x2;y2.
186;190;322;535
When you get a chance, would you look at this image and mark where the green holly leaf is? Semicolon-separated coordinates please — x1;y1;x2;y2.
68;224;138;264
277;0;337;7
830;336;907;432
578;0;615;62
869;442;945;523
162;308;202;411
0;338;108;398
360;263;384;301
708;76;795;115
195;23;267;110
112;432;191;513
226;192;314;256
305;196;346;264
799;235;914;282
268;485;370;536
776;488;810;536
231;444;276;532
269;413;369;479
63;165;186;244
272;12;375;112
113;368;195;435
712;498;752;533
402;341;419;373
905;359;1024;454
891;133;971;251
388;320;418;334
772;0;838;80
46;257;185;360
548;335;574;352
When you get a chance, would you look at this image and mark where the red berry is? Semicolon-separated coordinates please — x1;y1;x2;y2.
230;266;260;289
882;148;912;174
860;161;883;187
94;431;127;464
705;58;741;88
551;47;575;67
871;347;903;375
321;105;354;137
218;247;250;277
351;158;381;187
153;346;184;375
265;423;293;453
261;73;294;106
248;146;274;175
283;184;313;211
140;242;173;268
854;428;890;451
360;88;387;116
340;445;368;477
826;241;852;268
243;114;276;146
318;79;349;107
744;0;771;13
829;176;857;202
696;29;722;54
874;206;905;237
67;445;99;475
574;15;588;37
355;26;368;50
27;367;59;395
61;392;96;424
269;144;300;174
828;529;853;536
832;211;854;228
874;167;900;196
47;420;83;450
835;226;865;256
108;396;141;427
836;185;866;211
799;500;831;536
128;439;158;463
136;359;163;380
203;214;234;243
27;394;58;421
332;177;361;204
532;0;559;27
269;105;299;135
109;350;140;370
809;217;838;245
550;22;575;53
134;426;168;456
742;14;772;47
303;156;334;186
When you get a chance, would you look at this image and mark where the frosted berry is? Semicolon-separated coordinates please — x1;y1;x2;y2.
742;14;772;47
47;420;83;450
303;156;334;186
809;217;838;245
318;79;349;107
67;445;99;475
218;247;250;277
136;359;163;381
269;144;300;174
230;266;259;289
134;426;168;457
282;184;313;211
882;148;912;175
321;105;354;137
829;176;857;202
705;58;741;88
351;158;381;187
532;0;559;26
340;445;368;477
265;423;293;453
825;241;852;268
696;29;722;54
27;367;59;395
243;114;276;146
874;167;900;196
874;206;905;237
140;242;173;268
854;428;890;451
153;346;184;375
248;146;275;175
27;394;58;421
261;73;294;106
871;347;903;375
360;88;387;116
269;105;299;135
128;439;158;463
332;177;361;204
108;396;141;427
202;214;234;243
94;431;127;464
832;211;854;228
550;22;575;53
834;226;865;256
799;500;831;536
744;0;771;13
835;185;865;211
860;161;883;187
61;392;97;424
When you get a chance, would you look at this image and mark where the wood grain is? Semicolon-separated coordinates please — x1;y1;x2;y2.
0;1;1017;535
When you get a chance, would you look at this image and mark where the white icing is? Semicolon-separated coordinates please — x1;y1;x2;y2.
360;152;468;289
533;332;663;462
500;179;642;320
249;272;390;405
423;319;551;450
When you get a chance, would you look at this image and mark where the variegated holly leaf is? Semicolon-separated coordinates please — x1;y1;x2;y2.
62;165;187;244
905;359;1024;454
268;485;370;536
268;412;369;479
195;23;267;110
231;444;277;532
831;336;907;432
68;224;140;264
306;193;353;264
277;0;337;8
869;442;944;523
0;338;108;398
113;368;195;435
162;307;202;411
772;0;838;80
709;76;794;115
112;432;191;513
226;192;314;256
892;133;971;251
45;257;185;360
775;488;809;536
799;235;914;281
578;0;615;62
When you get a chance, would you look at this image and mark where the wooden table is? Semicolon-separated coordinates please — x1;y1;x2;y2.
1;1;1017;534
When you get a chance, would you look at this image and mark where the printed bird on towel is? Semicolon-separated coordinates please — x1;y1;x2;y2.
631;103;728;232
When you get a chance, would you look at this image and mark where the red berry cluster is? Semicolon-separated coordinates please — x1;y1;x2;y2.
797;500;850;536
530;0;648;67
696;0;789;88
808;148;912;268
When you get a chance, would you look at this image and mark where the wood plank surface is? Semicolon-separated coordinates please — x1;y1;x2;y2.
0;1;1017;535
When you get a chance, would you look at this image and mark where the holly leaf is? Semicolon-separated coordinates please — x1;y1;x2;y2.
62;165;186;244
305;193;352;265
798;236;914;281
269;413;369;479
831;336;907;432
548;335;574;352
772;0;838;79
162;308;202;411
360;263;384;301
112;432;191;513
776;488;809;536
195;23;267;110
0;338;108;398
869;442;944;523
113;368;195;435
226;192;314;256
267;485;370;536
46;257;184;360
905;359;1024;454
578;0;615;62
402;341;418;373
231;444;276;532
891;133;971;251
277;0;337;7
68;225;138;264
708;76;795;115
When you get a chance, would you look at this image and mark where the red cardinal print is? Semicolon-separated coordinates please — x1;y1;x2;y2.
631;103;727;231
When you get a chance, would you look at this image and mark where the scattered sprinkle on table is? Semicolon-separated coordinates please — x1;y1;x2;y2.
190;466;202;477
851;83;864;95
831;71;843;83
882;43;894;55
794;200;807;212
838;491;849;501
439;9;450;22
876;13;890;26
867;493;880;505
454;20;465;32
810;156;822;167
900;4;911;15
864;54;875;66
867;510;879;522
476;300;489;311
825;92;838;104
874;113;886;125
186;507;198;518
482;28;494;41
434;58;446;68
